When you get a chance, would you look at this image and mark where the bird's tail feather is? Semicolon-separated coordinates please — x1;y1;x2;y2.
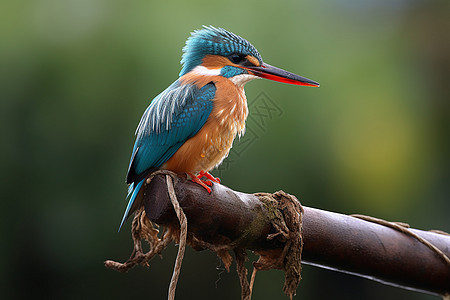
118;179;145;232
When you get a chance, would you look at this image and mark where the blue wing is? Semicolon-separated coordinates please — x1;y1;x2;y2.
119;80;216;230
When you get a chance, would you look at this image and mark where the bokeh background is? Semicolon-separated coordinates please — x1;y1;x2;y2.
1;0;449;299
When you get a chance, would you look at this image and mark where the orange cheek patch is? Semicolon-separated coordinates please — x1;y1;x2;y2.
246;55;260;66
202;55;231;69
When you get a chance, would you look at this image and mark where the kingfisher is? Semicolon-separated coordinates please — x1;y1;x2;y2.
119;26;319;230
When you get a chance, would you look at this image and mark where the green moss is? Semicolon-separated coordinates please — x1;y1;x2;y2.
232;195;282;248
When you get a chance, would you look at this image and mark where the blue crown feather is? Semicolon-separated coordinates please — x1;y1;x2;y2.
179;26;262;76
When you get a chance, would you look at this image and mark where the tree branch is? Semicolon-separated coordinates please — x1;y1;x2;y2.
142;173;450;298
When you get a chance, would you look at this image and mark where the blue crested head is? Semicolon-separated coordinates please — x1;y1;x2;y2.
179;26;263;77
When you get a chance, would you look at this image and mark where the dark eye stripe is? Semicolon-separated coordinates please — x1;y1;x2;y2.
228;54;255;67
229;54;245;64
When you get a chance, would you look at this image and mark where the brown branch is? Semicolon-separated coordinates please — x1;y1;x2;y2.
106;172;450;299
143;173;450;298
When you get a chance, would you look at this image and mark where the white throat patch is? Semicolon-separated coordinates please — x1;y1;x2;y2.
191;66;221;76
229;74;259;87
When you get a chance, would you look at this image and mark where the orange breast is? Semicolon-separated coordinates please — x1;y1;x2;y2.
162;75;248;174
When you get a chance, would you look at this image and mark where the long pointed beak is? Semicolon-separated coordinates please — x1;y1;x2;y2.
243;63;320;87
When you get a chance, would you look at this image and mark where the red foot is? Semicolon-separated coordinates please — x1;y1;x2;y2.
197;170;221;184
187;172;212;193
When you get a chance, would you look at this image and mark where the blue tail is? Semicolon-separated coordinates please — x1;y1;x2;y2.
118;179;145;232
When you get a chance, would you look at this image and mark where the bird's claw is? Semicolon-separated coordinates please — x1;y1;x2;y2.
188;172;212;193
197;170;221;183
203;180;213;186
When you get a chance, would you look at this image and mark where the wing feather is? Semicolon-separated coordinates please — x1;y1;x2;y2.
126;80;215;184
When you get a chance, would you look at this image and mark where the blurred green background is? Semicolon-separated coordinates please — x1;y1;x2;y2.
1;0;449;299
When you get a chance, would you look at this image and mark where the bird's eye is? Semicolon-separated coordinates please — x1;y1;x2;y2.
228;54;245;64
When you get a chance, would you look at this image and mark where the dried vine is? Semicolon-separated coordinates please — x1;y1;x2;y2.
105;172;304;300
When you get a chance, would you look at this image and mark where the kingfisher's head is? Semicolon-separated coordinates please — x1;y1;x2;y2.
179;26;319;87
